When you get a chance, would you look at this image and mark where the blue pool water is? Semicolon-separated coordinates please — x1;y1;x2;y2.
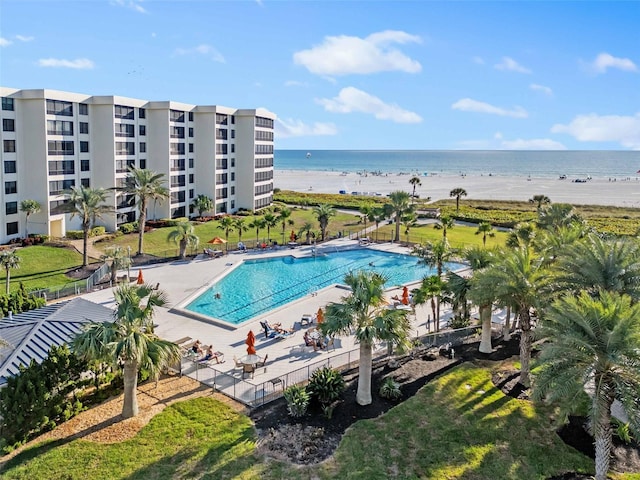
185;249;465;325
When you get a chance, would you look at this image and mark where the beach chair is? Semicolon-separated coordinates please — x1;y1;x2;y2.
259;321;278;339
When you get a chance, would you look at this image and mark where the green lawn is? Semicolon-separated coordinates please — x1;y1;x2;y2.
5;364;634;480
375;222;509;250
0;245;85;293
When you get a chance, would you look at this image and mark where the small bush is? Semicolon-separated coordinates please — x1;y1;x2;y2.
449;314;471;329
283;385;309;418
66;230;85;240
119;222;137;234
91;226;106;236
21;238;34;247
613;418;634;445
379;377;402;400
307;366;345;407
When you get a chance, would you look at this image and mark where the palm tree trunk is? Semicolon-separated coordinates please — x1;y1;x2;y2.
395;215;401;242
137;199;147;255
436;297;441;332
5;269;10;295
594;386;614;480
179;238;187;259
122;360;139;418
518;308;532;387
110;263;117;283
430;297;437;331
83;224;90;267
356;341;373;405
503;306;511;341
479;303;493;353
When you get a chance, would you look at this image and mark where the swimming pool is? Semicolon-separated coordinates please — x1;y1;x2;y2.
184;249;465;325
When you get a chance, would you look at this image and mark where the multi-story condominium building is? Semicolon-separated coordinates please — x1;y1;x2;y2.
0;87;275;245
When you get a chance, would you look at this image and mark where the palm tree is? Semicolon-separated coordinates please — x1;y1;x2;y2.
401;212;417;245
359;204;374;237
533;291;640;480
63;186;114;266
528;194;551;211
449;187;467;212
277;207;292;244
167;220;199;259
321;271;411;405
409;176;422;202
412;275;444;331
465;246;496;353
368;206;387;243
121;168;169;256
445;271;471;326
537;203;582;232
19;199;41;239
412;239;453;326
72;284;181;418
249;217;266;246
312;204;336;241
506;222;536;249
191;194;213;218
475;221;495;248
433;214;455;240
298;221;314;245
262;212;278;243
233;217;248;246
101;245;131;283
0;250;20;294
217;216;235;252
387;191;412;242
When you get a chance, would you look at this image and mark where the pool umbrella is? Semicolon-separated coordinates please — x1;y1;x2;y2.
136;269;144;285
402;286;409;305
246;330;256;355
316;307;324;324
207;237;227;245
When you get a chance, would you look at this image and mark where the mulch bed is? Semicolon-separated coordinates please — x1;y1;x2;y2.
65;263;103;280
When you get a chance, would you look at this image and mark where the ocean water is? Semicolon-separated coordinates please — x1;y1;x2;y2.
274;150;640;179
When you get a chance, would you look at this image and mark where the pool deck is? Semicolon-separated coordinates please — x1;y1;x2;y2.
82;238;458;405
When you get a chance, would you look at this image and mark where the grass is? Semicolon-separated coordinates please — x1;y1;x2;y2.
0;245;85;293
6;364;636;480
375;222;509;250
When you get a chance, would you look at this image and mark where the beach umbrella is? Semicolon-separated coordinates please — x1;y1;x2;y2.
402;286;409;305
207;237;227;245
246;330;256;355
136;269;144;285
316;307;324;324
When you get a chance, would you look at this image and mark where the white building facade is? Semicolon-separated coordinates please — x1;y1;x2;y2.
0;87;275;244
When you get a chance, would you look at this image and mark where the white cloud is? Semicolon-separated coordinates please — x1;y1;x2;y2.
174;44;225;63
317;87;422;124
275;118;338;138
293;30;422;76
494;56;531;74
530;83;553;96
451;98;528;118
0;37;12;47
284;80;309;87
500;138;567;150
551;113;640;149
15;35;34;42
110;0;146;14
590;52;637;74
38;58;95;69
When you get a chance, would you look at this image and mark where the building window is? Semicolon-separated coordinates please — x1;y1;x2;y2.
170;109;184;123
215;144;227;155
115;123;135;137
189;158;194;168
79;103;88;115
216;158;228;169
114;105;134;119
2;97;15;111
139;158;146;169
80;141;89;153
6;221;19;235
170;175;186;187
139;108;146;119
231;186;235;195
79;122;89;134
81;159;90;171
188;112;194;121
170;143;185;155
231;115;235;124
231;200;235;210
189;189;194;199
116;159;135;173
46;99;73;116
3;140;16;153
47;140;74;155
81;178;90;188
4;181;17;194
231;158;235;167
231;129;235;139
170;158;185;171
139;125;146;136
216;114;228;125
5;201;18;215
231;172;235;181
216;128;227;140
115;142;135;155
189;127;194;137
47;120;74;135
4;161;16;174
255;144;274;155
139;142;146;153
170;126;184;138
2;118;15;131
49;179;75;195
48;160;75;175
231;144;235;153
255;116;274;128
170;191;186;203
188;173;194;183
189;143;194;153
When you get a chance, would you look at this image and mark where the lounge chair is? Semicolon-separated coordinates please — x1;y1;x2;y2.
259;321;279;339
233;355;244;369
242;363;255;379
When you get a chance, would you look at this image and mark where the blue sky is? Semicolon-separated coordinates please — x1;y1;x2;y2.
1;0;639;150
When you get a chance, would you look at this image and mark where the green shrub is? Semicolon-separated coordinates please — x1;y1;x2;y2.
119;222;137;234
91;226;106;236
449;314;472;329
379;377;402;400
307;366;345;406
283;385;310;418
612;418;634;444
66;230;85;240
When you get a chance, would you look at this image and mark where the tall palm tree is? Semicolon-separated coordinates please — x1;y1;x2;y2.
368;206;387;243
277;207;292;244
465;246;496;353
449;187;467;212
19;199;41;239
217;216;235;252
506;222;536;249
72;284;181;418
101;245;131;283
412;238;453;325
475;221;495;248
121;167;169;256
249;217;266;246
409;176;422;202
412;275;444;331
387;191;412;242
321;271;411;405
233;217;248;246
262;212;278;243
532;224;586;266
312;204;336;241
63;186;114;266
167;220;199;259
433;214;455;240
359;203;374;237
528;194;551;211
0;250;20;294
298;221;314;245
191;194;213;218
533;291;640;480
401;212;417;245
537;203;582;232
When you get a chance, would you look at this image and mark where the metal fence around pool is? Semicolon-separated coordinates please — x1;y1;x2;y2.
180;325;486;408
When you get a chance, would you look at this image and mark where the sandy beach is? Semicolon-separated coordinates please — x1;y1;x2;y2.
275;169;640;208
